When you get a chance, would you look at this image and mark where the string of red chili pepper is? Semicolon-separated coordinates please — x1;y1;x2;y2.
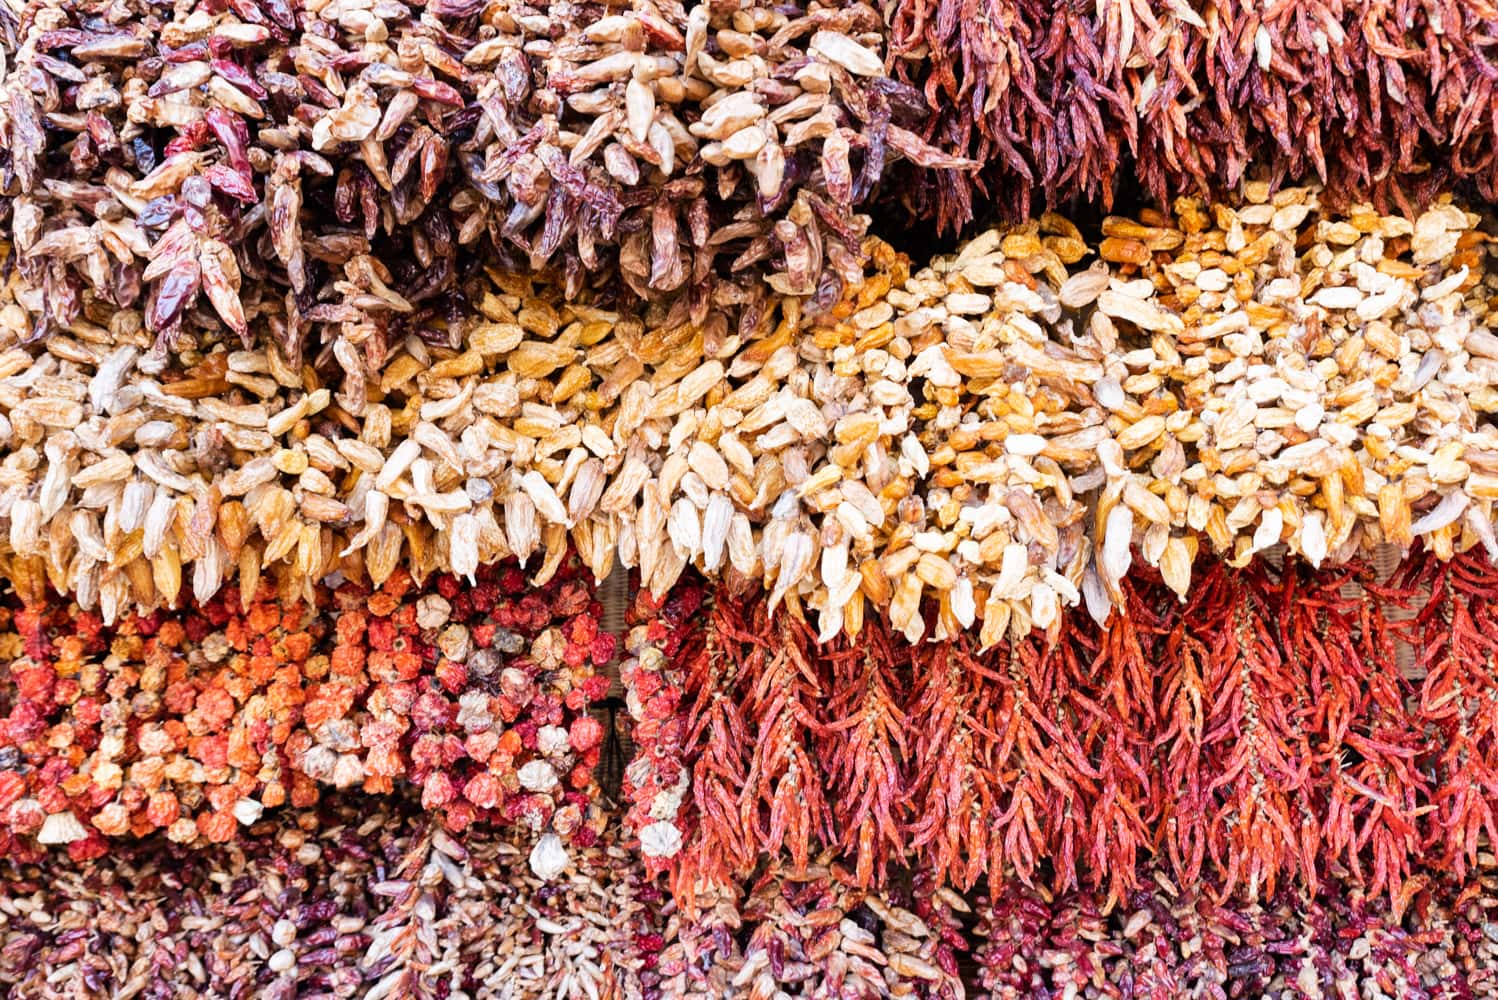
637;549;1498;907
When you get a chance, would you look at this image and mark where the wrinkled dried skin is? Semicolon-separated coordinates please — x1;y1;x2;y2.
0;555;612;856
886;0;1498;232
0;0;969;359
1;186;1496;644
0;797;670;1000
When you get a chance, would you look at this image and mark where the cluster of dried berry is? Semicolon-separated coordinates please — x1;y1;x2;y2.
888;0;1498;229
619;547;1498;908
619;580;701;872
0;551;611;861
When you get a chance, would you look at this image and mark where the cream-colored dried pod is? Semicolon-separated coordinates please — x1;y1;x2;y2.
262;518;302;566
768;529;813;613
449;512;480;583
239;543;261;610
1099;504;1134;600
142;491;175;559
667;496;701;559
98;572;130;627
567;458;606;523
118;479;153;533
533;523;569;586
151;543;182;606
727;511;756;576
38;447;74;522
8;498;41;555
701;493;733;571
889;572;925;642
504;488;539;567
192;536;224;604
414;421;465;475
625;76;654;144
1301;510;1328;567
339;490;389;557
521;470;570;526
366;523;403;587
376;437;421;492
1159;536;1193;599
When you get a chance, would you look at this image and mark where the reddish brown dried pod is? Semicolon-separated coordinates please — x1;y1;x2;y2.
0;794;670;998
974;861;1498;999
886;0;1498;229
1;0;968;354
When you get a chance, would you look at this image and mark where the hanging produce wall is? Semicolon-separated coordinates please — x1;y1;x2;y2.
3;0;1498;994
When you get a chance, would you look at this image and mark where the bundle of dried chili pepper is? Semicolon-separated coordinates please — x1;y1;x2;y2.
1384;546;1498;883
0;550;613;859
974;858;1498;998
886;0;1498;230
659;855;967;997
637;550;1472;906
2;0;969;353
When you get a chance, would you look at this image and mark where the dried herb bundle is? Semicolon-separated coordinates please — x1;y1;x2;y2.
887;0;1498;230
1;186;1496;640
0;0;967;351
0;552;612;859
618;550;1498;906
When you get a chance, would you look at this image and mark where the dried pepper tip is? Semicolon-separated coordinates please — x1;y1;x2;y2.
0;551;611;856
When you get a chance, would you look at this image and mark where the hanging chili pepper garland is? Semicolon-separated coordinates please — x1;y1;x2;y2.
612;548;1498;910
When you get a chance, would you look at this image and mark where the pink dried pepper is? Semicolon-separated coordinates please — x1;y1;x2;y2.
0;550;614;853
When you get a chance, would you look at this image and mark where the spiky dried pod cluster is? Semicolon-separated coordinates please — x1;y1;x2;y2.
1;0;967;352
974;862;1498;998
887;0;1498;230
624;548;1498;907
0;794;669;999
0;552;613;859
2;186;1498;641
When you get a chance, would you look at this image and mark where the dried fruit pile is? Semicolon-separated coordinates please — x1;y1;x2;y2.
5;800;1496;998
888;0;1498;228
0;553;612;860
973;860;1498;998
617;548;1498;905
2;188;1498;643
